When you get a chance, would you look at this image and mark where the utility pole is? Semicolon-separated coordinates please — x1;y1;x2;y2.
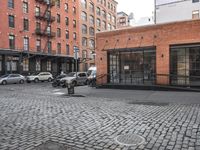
74;46;79;79
154;0;157;24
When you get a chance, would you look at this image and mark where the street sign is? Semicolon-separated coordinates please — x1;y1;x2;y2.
74;46;79;60
74;46;79;52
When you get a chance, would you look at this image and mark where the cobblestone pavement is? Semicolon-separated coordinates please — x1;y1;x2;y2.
0;83;200;150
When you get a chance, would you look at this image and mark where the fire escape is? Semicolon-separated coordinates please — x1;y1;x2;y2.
35;0;56;54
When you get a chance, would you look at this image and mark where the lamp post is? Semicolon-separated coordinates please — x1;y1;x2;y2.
74;46;79;79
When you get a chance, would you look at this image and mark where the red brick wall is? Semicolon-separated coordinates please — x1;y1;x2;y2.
96;19;200;85
0;0;79;56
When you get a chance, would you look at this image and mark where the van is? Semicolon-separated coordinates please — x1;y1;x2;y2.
87;66;96;85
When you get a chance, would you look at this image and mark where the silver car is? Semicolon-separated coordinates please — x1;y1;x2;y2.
60;72;88;86
0;74;26;85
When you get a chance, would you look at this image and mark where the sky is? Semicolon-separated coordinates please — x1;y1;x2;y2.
116;0;155;21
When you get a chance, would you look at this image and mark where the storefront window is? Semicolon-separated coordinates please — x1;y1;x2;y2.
170;46;200;86
47;61;51;71
23;58;29;71
108;48;156;85
36;59;41;71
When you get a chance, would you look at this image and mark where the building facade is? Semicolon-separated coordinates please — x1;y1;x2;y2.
117;11;129;28
156;0;200;23
96;19;200;87
79;0;117;71
0;0;79;76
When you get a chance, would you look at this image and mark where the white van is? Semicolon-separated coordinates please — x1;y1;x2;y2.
87;66;96;85
87;66;96;76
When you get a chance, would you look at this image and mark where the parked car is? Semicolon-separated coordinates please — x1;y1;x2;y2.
26;72;53;83
0;74;25;85
52;74;67;87
60;72;88;87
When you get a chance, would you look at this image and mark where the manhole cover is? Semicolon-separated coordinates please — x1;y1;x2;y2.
115;134;145;146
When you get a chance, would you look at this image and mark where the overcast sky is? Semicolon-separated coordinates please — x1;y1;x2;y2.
116;0;155;21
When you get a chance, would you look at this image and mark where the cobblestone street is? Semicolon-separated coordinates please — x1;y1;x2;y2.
0;83;200;150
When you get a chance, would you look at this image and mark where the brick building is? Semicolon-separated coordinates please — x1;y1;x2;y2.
117;11;129;28
0;0;79;76
79;0;117;71
96;19;200;87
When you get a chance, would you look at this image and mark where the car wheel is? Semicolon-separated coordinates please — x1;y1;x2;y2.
34;78;39;83
2;80;7;85
19;80;24;84
48;77;52;82
72;81;77;86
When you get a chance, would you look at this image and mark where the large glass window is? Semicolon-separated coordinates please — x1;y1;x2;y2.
36;59;41;71
170;46;200;86
108;49;156;85
23;58;29;71
47;61;51;71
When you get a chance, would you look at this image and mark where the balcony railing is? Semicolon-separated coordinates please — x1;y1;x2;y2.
35;0;55;6
35;29;56;38
44;31;56;38
35;13;55;22
35;28;43;35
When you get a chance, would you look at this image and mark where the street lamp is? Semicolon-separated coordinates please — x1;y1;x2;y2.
73;46;79;79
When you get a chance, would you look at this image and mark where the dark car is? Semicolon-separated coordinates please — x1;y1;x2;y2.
52;74;67;87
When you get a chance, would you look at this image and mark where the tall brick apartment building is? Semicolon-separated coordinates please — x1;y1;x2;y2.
0;0;79;76
96;19;200;87
79;0;117;71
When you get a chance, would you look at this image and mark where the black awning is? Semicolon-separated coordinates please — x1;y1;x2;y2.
103;46;156;52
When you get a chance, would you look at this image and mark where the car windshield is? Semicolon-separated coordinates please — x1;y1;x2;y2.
91;70;96;76
67;72;76;77
0;74;9;78
87;70;93;76
31;73;39;76
57;75;66;79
